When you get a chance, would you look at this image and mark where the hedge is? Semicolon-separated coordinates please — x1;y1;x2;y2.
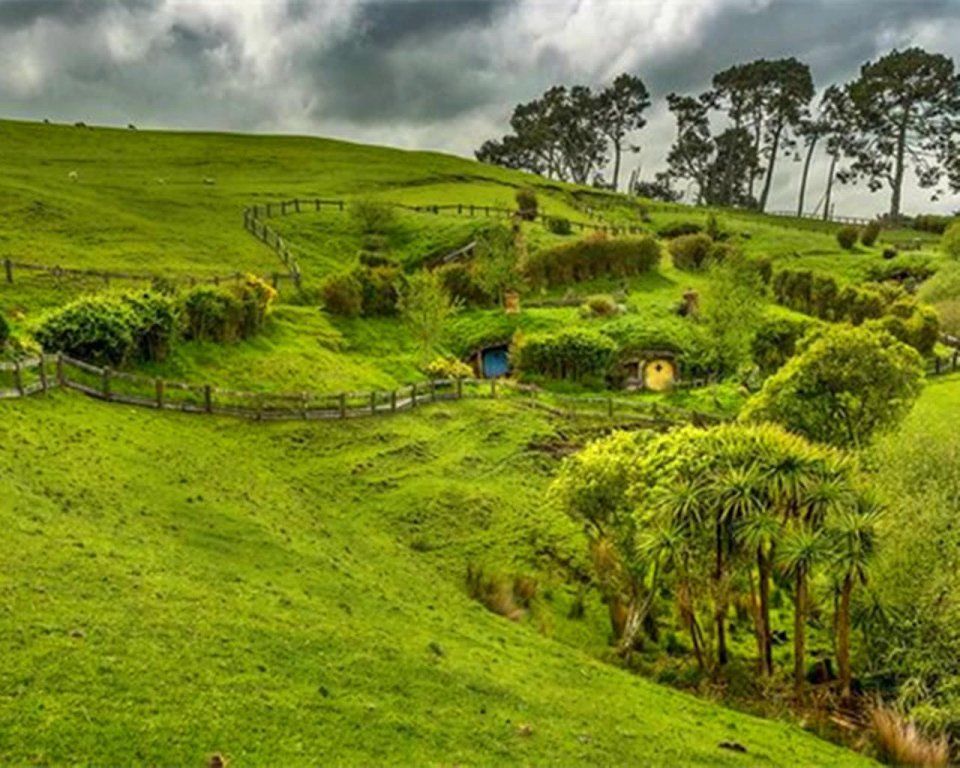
522;234;660;288
183;276;276;343
512;328;617;382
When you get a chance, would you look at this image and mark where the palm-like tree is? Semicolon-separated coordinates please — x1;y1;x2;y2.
709;464;764;666
738;509;781;674
829;493;883;698
779;525;833;698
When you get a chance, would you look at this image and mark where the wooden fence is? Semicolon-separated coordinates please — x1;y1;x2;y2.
2;258;298;291
240;196;651;281
768;210;875;227
0;354;720;427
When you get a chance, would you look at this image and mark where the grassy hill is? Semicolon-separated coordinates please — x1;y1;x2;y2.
2;117;955;764
0;392;871;765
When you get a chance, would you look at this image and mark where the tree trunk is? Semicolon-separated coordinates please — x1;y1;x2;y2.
715;521;728;667
823;153;838;222
612;142;622;192
758;547;774;675
759;122;783;212
889;119;909;220
838;574;853;699
797;136;819;217
749;567;765;673
794;568;806;699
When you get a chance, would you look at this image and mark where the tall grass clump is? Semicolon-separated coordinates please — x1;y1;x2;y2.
522;234;659;289
869;705;949;768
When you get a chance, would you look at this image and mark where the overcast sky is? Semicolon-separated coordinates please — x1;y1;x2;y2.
2;0;959;216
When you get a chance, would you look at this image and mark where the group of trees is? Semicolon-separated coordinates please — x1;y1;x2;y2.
477;47;960;218
475;74;650;190
552;325;926;698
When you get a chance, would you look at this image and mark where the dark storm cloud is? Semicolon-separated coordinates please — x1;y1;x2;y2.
0;0;156;29
0;0;958;214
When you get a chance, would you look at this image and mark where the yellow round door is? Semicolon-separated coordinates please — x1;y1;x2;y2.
643;359;675;392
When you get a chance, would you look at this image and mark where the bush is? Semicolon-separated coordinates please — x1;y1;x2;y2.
919;263;960;304
867;302;941;356
321;273;362;317
424;356;473;380
836;226;859;250
120;291;178;362
349;198;396;234
182;286;242;342
183;276;275;343
861;220;882;247
522;235;660;289
883;247;898;260
512;327;617;382
751;316;816;374
515;187;538;221
435;262;492;307
657;221;702;238
942;221;960;260
579;294;620;318
0;312;9;349
34;296;137;365
913;214;955;234
357;265;403;316
546;216;572;236
668;233;717;271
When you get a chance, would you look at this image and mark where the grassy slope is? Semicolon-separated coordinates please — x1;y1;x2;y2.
0;392;869;766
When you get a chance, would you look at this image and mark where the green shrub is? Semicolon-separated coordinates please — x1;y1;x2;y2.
349;198;396;234
435;262;492;307
579;294;620;318
913;213;955;234
34;296;137;365
836;226;859;250
515;187;538;221
919;263;960;304
321;272;363;317
657;221;702;238
866;302;941;356
942;221;960;260
546;216;572;236
861;220;882;247
0;312;9;349
357;265;403;316
668;233;716;271
705;213;721;241
120;291;178;362
424;356;473;380
182;276;275;343
512;328;617;382
883;247;898;260
522;234;660;289
182;286;243;342
751;316;816;374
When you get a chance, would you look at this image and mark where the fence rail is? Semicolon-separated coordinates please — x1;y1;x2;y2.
2;258;297;291
768;210;875;227
1;354;722;427
240;196;651;281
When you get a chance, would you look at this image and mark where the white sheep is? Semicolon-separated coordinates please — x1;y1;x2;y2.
68;170;78;182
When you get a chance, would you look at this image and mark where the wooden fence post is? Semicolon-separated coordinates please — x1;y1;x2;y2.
101;367;111;399
12;360;23;396
411;383;417;407
490;378;497;398
339;393;347;419
338;200;344;212
294;199;301;214
430;381;436;402
456;378;463;399
204;384;213;413
315;198;320;212
155;378;164;409
56;354;65;386
38;357;48;392
3;258;12;284
390;390;397;412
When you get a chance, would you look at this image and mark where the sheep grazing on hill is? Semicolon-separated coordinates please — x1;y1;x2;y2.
203;177;216;185
68;170;78;182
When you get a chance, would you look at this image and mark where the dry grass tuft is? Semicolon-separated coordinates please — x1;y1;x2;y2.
869;704;949;767
466;564;526;621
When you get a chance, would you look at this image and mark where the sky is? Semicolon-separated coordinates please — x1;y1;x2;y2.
1;0;959;216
